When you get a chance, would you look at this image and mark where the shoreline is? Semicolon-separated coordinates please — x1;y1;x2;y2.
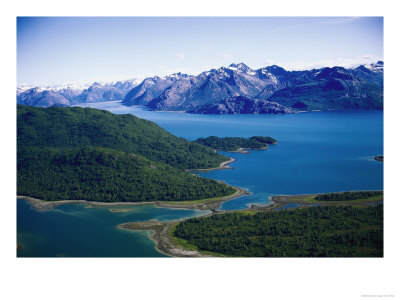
119;191;384;257
18;183;248;213
270;191;384;206
117;200;282;257
154;185;249;212
18;155;242;212
17;195;158;211
117;221;211;257
186;157;236;173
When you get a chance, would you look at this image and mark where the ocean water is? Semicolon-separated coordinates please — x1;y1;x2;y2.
17;200;209;257
17;101;383;256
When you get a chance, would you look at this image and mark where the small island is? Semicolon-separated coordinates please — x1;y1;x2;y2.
374;155;384;162
194;136;277;153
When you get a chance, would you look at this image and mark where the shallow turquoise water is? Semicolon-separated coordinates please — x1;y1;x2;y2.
17;102;383;256
17;200;209;257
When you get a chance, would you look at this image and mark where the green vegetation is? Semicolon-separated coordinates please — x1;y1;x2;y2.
194;136;277;151
174;205;383;257
314;191;383;201
17;146;234;202
17;105;229;170
17;105;235;202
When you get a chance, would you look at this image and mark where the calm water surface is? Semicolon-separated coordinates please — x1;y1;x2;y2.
17;200;209;257
17;101;383;256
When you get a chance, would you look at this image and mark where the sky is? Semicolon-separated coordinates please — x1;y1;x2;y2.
17;17;383;87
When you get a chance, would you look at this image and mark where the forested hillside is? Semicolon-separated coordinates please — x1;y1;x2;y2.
174;205;383;257
17;105;235;202
17;105;229;169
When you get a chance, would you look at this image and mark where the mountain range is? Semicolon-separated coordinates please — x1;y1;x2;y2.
17;79;141;107
17;62;383;113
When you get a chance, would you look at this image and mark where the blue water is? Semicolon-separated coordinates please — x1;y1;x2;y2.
17;101;383;256
80;101;383;210
17;200;209;257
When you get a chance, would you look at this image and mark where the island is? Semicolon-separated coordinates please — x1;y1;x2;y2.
119;191;383;257
374;155;384;162
194;136;277;153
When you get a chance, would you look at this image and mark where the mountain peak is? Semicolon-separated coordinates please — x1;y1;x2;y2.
228;62;251;72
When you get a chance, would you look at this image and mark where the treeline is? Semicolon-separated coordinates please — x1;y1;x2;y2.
174;205;383;257
17;105;229;170
18;146;235;202
17;105;236;202
194;136;277;151
315;191;383;201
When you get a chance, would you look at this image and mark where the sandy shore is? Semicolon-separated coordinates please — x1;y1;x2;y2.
17;195;157;211
118;221;212;257
186;157;236;173
118;200;283;257
18;184;249;213
155;185;249;212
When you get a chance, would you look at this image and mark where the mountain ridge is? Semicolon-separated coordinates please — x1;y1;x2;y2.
17;62;383;113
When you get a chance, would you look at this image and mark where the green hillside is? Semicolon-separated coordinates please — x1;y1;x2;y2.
17;105;235;202
174;205;383;257
17;105;229;170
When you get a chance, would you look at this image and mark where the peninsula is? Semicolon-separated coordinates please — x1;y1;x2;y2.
194;136;277;153
17;105;239;202
119;191;383;257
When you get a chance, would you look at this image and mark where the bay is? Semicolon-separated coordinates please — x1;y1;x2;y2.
80;101;384;210
17;199;209;257
17;101;383;256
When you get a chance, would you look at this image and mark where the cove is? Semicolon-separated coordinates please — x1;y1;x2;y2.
17;199;209;257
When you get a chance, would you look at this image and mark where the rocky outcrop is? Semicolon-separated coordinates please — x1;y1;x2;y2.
188;96;296;114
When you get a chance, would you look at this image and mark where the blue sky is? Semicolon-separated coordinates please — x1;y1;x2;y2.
17;17;383;86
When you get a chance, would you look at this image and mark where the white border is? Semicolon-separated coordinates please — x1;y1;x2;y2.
2;1;399;300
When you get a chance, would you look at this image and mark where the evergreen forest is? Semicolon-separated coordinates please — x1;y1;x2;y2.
174;205;383;257
194;136;277;151
17;105;235;202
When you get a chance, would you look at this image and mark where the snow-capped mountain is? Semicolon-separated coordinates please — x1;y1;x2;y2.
17;79;141;107
17;62;383;113
122;62;383;113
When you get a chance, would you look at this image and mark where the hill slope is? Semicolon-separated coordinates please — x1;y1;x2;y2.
17;105;228;170
17;105;234;202
174;205;383;257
